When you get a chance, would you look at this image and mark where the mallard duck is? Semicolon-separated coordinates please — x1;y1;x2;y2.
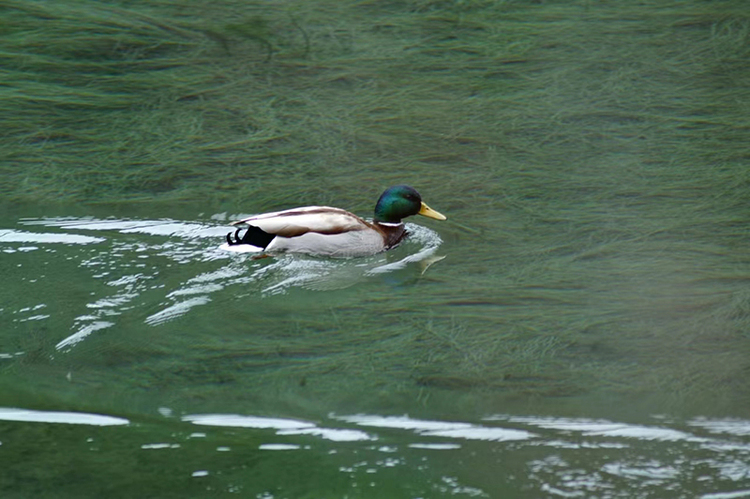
226;185;446;257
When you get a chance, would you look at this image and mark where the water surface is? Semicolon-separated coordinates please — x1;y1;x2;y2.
2;208;749;497
2;0;750;496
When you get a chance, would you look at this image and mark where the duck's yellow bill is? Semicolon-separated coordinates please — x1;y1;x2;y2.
418;202;447;221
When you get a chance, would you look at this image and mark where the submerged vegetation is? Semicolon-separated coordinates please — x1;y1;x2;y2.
3;0;747;206
1;0;749;411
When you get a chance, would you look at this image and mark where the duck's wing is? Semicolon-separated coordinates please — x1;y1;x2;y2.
231;206;369;237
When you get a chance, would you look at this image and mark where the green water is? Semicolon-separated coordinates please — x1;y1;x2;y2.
2;0;750;497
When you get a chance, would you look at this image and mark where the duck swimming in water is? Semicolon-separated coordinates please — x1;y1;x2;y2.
226;185;446;257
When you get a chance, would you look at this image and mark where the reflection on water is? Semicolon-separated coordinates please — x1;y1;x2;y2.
7;215;443;352
338;414;536;442
501;415;698;441
0;407;128;426
0;229;105;246
2;214;748;497
0;406;748;498
184;413;375;442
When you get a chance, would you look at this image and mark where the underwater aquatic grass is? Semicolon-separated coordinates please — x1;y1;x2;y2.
1;0;749;410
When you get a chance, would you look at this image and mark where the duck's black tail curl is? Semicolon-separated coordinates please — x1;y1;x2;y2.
226;225;276;248
226;229;243;246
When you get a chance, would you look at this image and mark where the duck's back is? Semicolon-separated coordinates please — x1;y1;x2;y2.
233;206;366;237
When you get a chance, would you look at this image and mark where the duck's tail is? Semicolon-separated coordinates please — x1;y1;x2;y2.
226;225;276;248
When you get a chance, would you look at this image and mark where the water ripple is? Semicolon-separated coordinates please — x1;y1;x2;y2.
9;216;444;352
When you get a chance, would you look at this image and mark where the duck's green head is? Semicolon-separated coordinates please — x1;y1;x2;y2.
373;185;447;224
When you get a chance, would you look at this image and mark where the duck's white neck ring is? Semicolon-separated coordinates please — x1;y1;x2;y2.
375;221;403;227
